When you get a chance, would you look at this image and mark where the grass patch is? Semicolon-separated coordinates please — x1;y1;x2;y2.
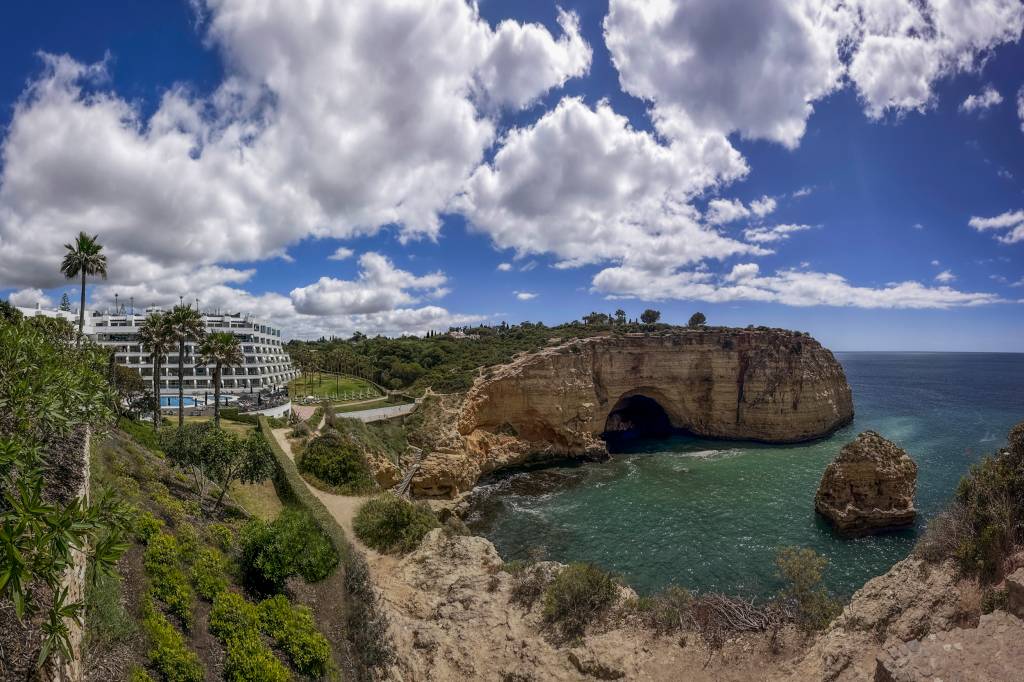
228;479;284;520
290;372;380;399
353;495;440;554
83;572;137;658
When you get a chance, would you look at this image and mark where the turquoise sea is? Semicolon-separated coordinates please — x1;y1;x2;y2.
465;353;1024;598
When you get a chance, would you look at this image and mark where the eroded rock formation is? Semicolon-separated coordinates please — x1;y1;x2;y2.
421;329;853;497
815;431;917;535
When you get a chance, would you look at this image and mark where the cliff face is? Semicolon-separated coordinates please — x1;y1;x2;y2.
455;329;853;478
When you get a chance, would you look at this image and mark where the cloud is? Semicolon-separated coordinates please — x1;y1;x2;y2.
8;288;53;308
960;86;1003;113
1018;86;1024;131
592;263;1004;309
743;223;814;243
604;0;848;149
605;0;1024;146
458;97;757;272
934;269;956;283
705;195;780;226
290;252;447;316
848;0;1024;119
514;291;538;300
0;1;590;300
913;223;925;230
792;186;814;198
705;199;750;225
496;262;513;272
969;209;1024;244
328;247;354;261
931;259;940;266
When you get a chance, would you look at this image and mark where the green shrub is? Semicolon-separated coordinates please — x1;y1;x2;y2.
299;428;376;493
775;546;841;632
220;408;259;425
129;666;155;682
290;421;312;438
177;522;200;557
191;548;229;601
259;595;331;677
207;522;236;552
223;630;291;682
135;511;165;543
353;495;439;554
641;586;694;634
981;587;1009;614
119;416;163;452
541;563;620;641
143;604;204;682
143;534;193;625
916;421;1024;583
239;509;338;592
209;591;262;640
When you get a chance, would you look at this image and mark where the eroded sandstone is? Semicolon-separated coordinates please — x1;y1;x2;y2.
412;329;853;497
815;431;917;536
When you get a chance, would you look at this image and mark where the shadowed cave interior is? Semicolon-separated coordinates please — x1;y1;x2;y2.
602;394;676;452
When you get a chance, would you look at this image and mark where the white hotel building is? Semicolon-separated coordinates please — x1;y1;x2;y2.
17;306;298;394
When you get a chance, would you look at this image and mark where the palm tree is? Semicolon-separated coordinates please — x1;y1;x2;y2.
60;232;108;337
198;332;243;427
165;304;206;427
138;312;175;431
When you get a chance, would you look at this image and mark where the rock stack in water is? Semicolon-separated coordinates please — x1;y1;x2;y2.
815;431;917;536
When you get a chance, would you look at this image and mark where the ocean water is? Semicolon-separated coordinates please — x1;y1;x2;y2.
465;353;1024;598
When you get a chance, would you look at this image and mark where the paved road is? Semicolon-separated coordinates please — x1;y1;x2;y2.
341;403;418;423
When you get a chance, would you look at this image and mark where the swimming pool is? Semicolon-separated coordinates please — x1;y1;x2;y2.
159;395;236;407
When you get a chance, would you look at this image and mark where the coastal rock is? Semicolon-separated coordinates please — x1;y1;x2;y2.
1007;567;1024;619
873;611;1024;682
815;431;918;535
444;329;852;496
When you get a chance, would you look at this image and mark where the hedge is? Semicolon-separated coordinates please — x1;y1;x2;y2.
257;416;395;673
219;408;259;425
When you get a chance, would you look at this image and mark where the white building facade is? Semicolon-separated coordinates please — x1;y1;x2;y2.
17;306;298;394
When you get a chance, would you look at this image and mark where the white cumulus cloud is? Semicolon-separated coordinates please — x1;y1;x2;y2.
960;86;1003;113
8;288;54;308
514;291;538;301
969;209;1024;244
743;223;815;244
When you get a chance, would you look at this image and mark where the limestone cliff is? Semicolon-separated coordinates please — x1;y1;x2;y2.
448;330;852;491
815;431;918;535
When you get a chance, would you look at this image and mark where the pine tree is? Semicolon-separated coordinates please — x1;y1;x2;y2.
59;292;72;311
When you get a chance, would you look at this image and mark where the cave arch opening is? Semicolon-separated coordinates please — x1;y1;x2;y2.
602;394;677;452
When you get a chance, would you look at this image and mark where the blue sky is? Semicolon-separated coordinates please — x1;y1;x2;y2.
1;0;1023;350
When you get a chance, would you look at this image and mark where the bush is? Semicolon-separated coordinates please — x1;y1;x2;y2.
239;509;338;592
223;629;291;682
135;511;165;543
541;563;620;641
775;546;841;632
143;604;204;682
177;522;200;556
290;421;311;438
640;586;694;634
299;428;375;493
260;595;332;677
129;667;155;682
209;591;262;640
207;522;236;552
509;564;551;610
191;548;228;601
220;408;259;425
143;534;193;626
353;495;440;554
914;421;1024;583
